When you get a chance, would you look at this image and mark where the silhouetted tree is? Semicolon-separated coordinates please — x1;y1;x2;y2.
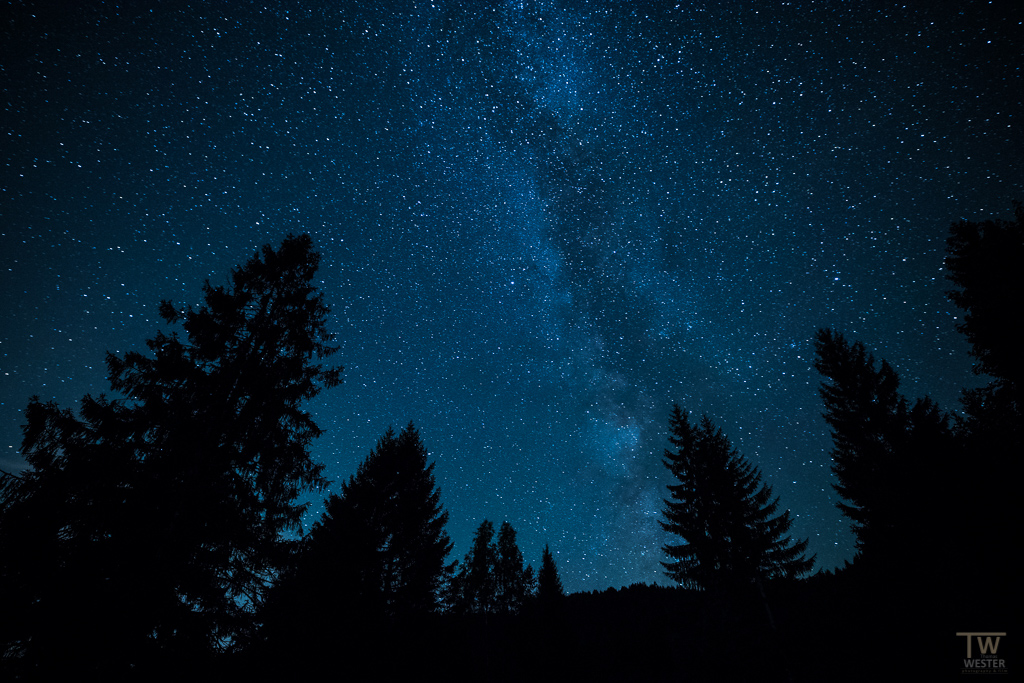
660;406;814;591
942;204;1020;586
449;519;536;616
523;563;537;601
0;469;22;512
813;329;954;569
945;202;1024;395
0;235;341;667
537;544;564;604
292;423;452;619
495;521;531;613
451;519;499;614
945;203;1021;459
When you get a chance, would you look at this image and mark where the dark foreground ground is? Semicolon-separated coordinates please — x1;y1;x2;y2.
241;566;1012;682
4;565;1012;682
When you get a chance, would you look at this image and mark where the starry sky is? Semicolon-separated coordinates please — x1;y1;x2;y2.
2;1;1021;593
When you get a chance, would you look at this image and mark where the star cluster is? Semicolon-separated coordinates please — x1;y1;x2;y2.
2;1;1021;592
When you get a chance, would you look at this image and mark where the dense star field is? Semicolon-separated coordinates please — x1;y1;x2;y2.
2;1;1021;593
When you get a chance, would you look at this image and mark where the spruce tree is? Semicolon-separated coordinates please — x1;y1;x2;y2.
660;406;813;591
449;519;536;615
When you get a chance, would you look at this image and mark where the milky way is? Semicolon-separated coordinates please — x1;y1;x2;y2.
2;1;1021;591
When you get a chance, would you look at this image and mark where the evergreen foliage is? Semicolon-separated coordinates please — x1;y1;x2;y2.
813;329;954;566
450;519;534;615
537;544;565;604
942;205;1019;584
495;521;530;614
451;520;499;614
945;202;1024;393
944;204;1021;460
660;406;813;591
0;235;341;664
310;423;453;618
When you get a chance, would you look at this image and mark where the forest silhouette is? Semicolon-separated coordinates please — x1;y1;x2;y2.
1;205;1018;681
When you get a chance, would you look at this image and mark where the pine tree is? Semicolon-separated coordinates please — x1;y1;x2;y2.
537;544;564;603
0;235;342;664
660;406;813;591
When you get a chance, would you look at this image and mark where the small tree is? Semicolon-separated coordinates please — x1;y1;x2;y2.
660;406;813;591
537;544;564;603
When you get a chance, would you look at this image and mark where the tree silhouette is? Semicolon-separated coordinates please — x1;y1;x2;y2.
945;204;1021;462
942;204;1020;586
451;519;499;614
660;406;813;591
813;329;954;569
945;202;1024;394
495;521;532;613
0;235;341;666
449;519;536;615
537;544;565;604
301;423;452;618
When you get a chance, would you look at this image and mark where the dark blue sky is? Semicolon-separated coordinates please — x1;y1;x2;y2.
2;1;1021;592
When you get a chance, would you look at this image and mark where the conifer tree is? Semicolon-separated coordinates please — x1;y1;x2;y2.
660;406;813;591
449;519;536;615
944;205;1021;465
537;544;564;603
451;519;499;614
942;205;1019;588
495;521;529;613
813;329;953;567
285;423;453;621
945;202;1024;395
0;235;341;664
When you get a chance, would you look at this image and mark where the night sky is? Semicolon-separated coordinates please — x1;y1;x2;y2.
2;1;1021;593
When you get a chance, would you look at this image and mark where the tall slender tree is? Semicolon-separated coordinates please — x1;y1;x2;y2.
660;406;813;591
537;544;564;604
495;521;529;614
451;519;499;614
448;519;536;615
